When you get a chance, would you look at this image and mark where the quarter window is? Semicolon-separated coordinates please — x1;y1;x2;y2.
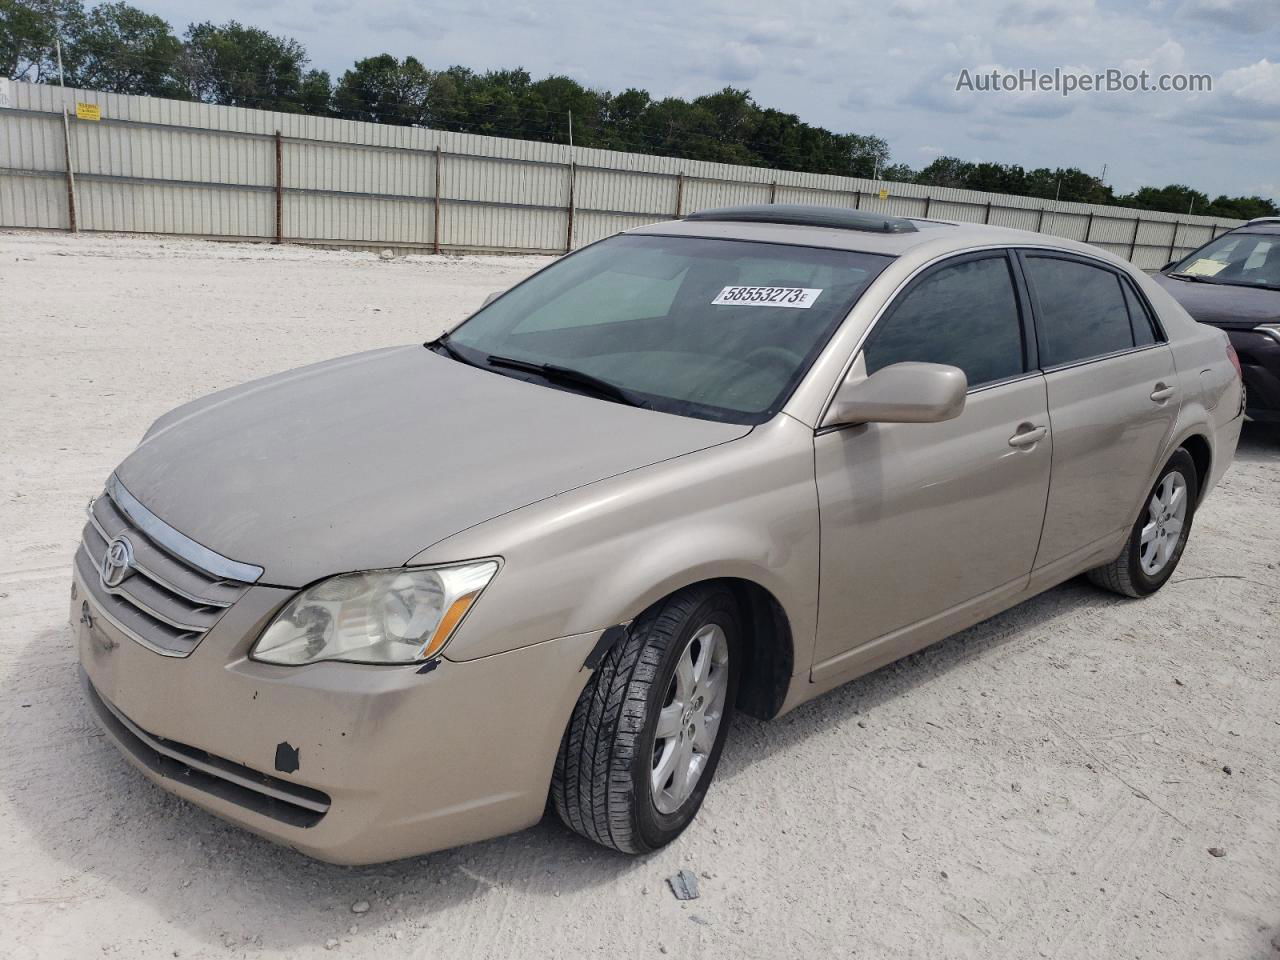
1121;281;1157;347
862;254;1025;389
1023;257;1134;367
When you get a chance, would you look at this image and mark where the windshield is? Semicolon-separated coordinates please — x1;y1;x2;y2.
1170;231;1280;289
442;234;892;424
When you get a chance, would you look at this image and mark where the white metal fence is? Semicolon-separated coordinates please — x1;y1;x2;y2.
0;80;1243;268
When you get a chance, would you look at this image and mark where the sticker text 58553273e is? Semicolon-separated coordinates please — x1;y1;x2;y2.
712;286;822;309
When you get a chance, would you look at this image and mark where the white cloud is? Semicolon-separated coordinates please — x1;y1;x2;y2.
1216;58;1280;117
998;0;1095;27
1178;0;1272;32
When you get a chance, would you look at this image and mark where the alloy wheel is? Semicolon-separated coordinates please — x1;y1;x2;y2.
651;623;730;815
1140;471;1188;576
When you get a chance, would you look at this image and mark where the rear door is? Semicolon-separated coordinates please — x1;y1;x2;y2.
812;251;1052;678
1017;251;1180;571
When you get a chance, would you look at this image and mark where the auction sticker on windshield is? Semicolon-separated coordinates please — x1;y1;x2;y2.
712;286;822;308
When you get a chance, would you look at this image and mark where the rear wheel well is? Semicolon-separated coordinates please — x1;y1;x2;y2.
1180;434;1211;504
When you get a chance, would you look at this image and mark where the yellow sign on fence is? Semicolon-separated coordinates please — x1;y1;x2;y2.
75;102;101;121
878;187;889;201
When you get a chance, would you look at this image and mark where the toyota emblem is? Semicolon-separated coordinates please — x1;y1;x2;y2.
100;536;135;588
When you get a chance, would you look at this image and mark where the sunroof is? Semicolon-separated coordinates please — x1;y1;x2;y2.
685;204;919;234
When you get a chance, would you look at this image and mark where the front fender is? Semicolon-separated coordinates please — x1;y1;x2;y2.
416;416;821;666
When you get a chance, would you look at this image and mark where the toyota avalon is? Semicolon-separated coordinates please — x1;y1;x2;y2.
73;204;1244;863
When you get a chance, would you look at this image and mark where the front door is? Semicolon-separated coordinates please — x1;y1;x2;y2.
812;252;1052;679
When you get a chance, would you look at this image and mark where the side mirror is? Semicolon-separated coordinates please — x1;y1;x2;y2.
481;290;504;307
823;362;967;428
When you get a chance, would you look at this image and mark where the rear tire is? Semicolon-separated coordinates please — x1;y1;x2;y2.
1087;449;1198;598
551;584;740;854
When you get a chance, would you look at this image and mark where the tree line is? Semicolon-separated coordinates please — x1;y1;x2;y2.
3;0;1275;220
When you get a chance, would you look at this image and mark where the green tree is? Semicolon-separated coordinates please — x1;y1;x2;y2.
1204;195;1278;220
180;20;328;113
1020;167;1111;204
334;53;431;125
916;156;975;189
63;2;184;96
1;0;83;83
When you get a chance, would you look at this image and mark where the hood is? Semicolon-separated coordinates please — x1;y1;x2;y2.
1152;273;1280;328
118;346;750;586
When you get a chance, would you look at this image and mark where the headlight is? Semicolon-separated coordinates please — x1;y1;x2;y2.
251;561;498;666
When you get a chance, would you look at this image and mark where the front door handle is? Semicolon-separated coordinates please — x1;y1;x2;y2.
1150;382;1176;403
1008;424;1048;447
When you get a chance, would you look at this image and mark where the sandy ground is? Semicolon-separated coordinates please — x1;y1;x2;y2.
1;229;1278;960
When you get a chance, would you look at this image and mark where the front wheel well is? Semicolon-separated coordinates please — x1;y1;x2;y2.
1179;434;1211;504
715;578;794;721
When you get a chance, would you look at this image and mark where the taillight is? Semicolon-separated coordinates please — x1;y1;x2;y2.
1226;343;1242;380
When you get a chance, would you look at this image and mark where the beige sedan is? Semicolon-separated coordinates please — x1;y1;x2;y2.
73;205;1243;863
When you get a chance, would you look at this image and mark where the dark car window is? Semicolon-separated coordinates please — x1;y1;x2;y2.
1121;280;1157;346
1024;257;1135;367
862;254;1025;389
445;234;892;424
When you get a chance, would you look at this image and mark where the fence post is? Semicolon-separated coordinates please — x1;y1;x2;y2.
433;146;442;255
273;131;283;244
1036;208;1046;232
1083;211;1094;243
1167;221;1180;263
983;200;992;224
1211;223;1221;240
853;191;861;209
769;180;777;204
60;107;78;233
675;172;685;217
1128;218;1142;261
923;196;932;218
565;160;576;253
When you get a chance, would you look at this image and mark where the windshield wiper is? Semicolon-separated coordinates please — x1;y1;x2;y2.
426;333;481;366
1169;273;1280;292
485;354;646;408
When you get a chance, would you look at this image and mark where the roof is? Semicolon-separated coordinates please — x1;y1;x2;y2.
685;204;920;234
628;210;1127;267
1239;217;1280;235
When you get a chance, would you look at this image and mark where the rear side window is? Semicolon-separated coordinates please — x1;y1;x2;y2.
1121;280;1157;346
1023;256;1134;367
863;254;1025;389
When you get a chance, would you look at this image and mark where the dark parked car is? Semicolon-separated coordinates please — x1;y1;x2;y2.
1154;217;1280;422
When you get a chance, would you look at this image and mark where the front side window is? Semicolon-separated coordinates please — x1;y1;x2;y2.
445;234;892;423
1023;256;1134;367
862;254;1026;389
1171;232;1280;289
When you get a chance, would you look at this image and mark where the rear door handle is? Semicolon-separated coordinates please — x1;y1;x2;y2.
1150;382;1176;402
1008;424;1048;447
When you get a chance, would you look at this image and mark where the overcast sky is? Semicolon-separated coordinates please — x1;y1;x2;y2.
144;0;1277;202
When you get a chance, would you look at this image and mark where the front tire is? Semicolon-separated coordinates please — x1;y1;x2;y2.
551;584;740;854
1087;448;1199;598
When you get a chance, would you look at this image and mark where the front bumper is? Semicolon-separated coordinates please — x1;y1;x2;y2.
72;564;599;864
1227;328;1280;420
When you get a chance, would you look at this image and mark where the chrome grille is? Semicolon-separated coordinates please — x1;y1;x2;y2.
77;475;261;657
